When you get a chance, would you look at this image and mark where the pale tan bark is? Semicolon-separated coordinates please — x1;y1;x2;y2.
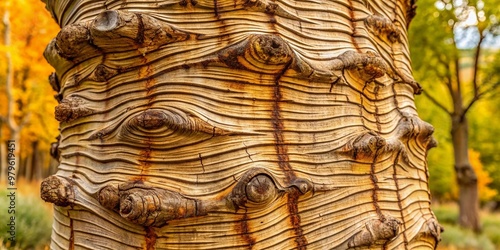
41;0;442;249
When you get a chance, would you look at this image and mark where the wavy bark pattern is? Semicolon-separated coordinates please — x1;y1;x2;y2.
42;0;441;249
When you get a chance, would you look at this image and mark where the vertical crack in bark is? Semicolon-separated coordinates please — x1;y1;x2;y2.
423;144;434;219
392;150;409;250
374;85;382;133
287;189;308;250
392;82;403;116
360;84;367;128
136;52;155;181
272;61;295;182
370;149;383;219
347;0;360;51
69;217;75;250
142;63;155;105
272;60;306;248
238;211;256;249
243;143;254;161
138;138;152;181
214;0;219;17
135;13;145;45
145;227;157;250
199;153;205;173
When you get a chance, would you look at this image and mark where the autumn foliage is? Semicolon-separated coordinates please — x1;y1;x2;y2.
0;0;60;177
469;149;497;202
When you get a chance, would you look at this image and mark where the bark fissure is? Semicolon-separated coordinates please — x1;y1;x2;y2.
145;227;157;250
374;85;382;133
238;212;256;249
392;150;409;250
287;189;307;250
69;218;75;250
271;61;308;248
370;149;383;220
272;61;295;183
138;139;152;180
347;0;360;51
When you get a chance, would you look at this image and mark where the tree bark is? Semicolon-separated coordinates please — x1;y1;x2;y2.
41;0;442;249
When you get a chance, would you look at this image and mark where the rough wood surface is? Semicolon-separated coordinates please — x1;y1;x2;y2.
41;0;442;249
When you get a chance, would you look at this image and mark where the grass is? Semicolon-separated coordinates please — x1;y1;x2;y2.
434;203;500;250
0;180;52;250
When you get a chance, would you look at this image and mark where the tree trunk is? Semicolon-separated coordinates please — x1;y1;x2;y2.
452;115;480;231
33;147;45;181
24;141;38;182
0;140;6;185
2;8;21;178
40;1;442;249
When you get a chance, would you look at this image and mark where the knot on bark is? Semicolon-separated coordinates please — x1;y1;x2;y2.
347;216;401;248
396;113;437;150
98;185;120;211
40;175;75;207
331;51;388;81
49;72;60;92
50;135;61;161
411;218;444;246
178;0;197;7
424;218;444;243
131;110;167;130
289;178;313;195
55;22;99;62
88;64;118;82
228;168;312;211
403;79;423;95
229;168;279;210
218;34;293;74
245;174;277;204
90;10;189;54
340;131;387;160
242;0;307;22
98;182;207;227
365;15;401;43
55;96;93;122
248;34;292;65
49;10;190;66
124;108;237;138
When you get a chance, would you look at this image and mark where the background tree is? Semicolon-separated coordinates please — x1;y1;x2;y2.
409;0;500;231
0;0;59;182
40;0;443;249
469;93;500;204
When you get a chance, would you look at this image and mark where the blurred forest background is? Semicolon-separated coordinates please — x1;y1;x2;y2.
1;0;500;249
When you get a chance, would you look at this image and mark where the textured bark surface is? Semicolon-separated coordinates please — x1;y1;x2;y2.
41;0;442;249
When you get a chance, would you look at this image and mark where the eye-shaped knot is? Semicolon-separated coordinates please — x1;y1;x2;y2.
227;167;313;211
245;174;277;204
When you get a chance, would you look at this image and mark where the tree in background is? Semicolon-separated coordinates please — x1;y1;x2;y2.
469;90;500;204
410;0;500;231
0;0;60;182
40;0;442;249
